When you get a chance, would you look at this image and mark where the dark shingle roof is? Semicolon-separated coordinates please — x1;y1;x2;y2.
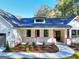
0;12;20;26
13;17;73;28
0;11;75;28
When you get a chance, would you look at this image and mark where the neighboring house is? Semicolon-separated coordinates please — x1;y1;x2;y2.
68;16;79;43
0;10;79;48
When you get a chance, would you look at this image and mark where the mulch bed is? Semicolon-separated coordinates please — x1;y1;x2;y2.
4;44;59;53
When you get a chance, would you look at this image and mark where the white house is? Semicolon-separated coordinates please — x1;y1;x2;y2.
0;9;79;48
0;10;21;47
68;16;79;43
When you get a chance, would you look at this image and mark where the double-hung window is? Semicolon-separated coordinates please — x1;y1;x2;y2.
72;30;79;38
27;30;31;37
44;30;49;37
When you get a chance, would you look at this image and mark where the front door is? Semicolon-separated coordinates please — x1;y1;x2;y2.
0;33;6;47
55;31;61;42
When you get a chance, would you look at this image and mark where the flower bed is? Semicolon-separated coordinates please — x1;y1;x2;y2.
4;42;59;53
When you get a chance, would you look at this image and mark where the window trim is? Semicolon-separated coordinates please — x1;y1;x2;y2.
44;29;49;37
72;30;79;38
34;19;45;23
26;29;31;37
35;30;40;37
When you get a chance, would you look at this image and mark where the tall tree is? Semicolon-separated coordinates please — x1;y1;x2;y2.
48;9;57;18
35;5;57;18
55;0;79;18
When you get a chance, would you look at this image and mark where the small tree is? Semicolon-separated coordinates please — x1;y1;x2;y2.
32;42;36;47
6;41;11;51
42;42;46;48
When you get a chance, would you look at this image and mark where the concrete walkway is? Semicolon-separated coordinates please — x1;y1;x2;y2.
0;44;75;58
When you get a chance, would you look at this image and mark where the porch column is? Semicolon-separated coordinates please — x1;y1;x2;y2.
69;29;72;39
31;29;35;37
61;30;65;42
40;29;44;37
49;29;54;37
64;29;72;45
65;29;67;39
64;29;67;43
65;29;71;39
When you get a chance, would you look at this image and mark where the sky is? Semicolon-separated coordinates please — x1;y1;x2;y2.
0;0;57;18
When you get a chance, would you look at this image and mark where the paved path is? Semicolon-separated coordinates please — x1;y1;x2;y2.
0;57;8;59
0;44;75;58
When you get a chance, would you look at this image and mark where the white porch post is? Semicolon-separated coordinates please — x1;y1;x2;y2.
65;29;72;45
31;29;35;37
64;29;67;44
40;29;44;37
65;29;67;39
69;29;72;39
49;29;54;37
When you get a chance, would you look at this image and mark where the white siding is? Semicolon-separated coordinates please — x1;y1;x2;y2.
0;16;21;47
68;19;79;43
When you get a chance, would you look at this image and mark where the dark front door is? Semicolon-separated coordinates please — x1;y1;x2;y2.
0;33;6;47
55;31;61;42
35;30;40;37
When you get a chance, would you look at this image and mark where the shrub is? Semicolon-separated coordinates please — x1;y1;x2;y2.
43;42;45;46
42;42;46;48
25;47;29;52
6;41;11;51
19;44;25;48
32;42;36;48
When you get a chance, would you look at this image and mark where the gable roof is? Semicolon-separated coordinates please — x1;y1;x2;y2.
13;17;74;28
0;9;76;28
0;10;20;26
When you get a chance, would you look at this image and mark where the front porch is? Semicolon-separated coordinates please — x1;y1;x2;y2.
17;27;70;44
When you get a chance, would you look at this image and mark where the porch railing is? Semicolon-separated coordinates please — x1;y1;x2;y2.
22;37;50;44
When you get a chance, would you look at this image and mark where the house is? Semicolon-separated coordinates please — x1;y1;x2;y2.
0;10;21;47
14;16;79;44
68;16;79;43
0;10;79;47
16;17;73;45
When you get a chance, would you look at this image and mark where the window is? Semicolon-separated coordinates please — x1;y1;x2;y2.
27;30;31;37
35;30;40;37
34;18;45;23
36;19;44;22
72;30;76;38
72;30;79;38
44;30;49;37
77;30;79;35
